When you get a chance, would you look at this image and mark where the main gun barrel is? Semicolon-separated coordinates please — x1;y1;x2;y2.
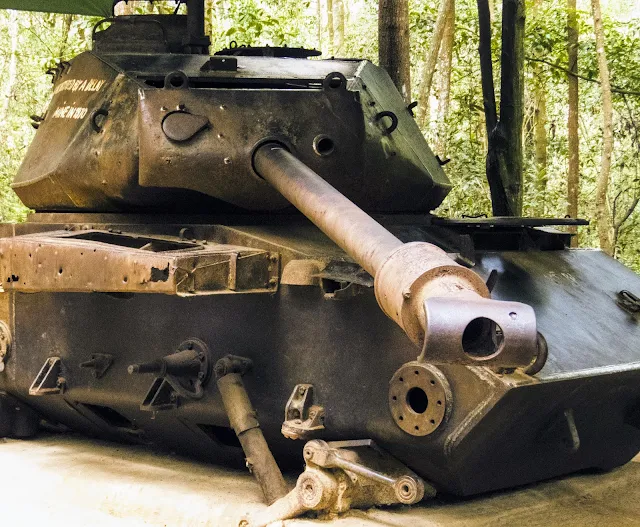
253;143;540;369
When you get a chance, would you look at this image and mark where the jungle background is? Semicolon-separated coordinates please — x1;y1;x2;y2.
0;0;638;271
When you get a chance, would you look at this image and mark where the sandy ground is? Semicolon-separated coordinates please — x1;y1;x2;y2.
0;434;638;526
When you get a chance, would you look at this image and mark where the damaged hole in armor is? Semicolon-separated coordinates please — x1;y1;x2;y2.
406;387;429;414
150;266;170;282
462;317;504;359
321;278;341;294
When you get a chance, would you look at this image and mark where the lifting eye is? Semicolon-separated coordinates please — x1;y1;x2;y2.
164;71;189;90
322;71;347;91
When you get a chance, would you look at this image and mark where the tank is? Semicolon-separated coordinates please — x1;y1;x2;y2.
1;3;640;524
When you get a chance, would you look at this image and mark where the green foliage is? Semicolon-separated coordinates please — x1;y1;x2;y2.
0;11;98;222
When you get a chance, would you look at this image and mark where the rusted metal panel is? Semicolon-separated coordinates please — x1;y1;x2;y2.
0;230;278;295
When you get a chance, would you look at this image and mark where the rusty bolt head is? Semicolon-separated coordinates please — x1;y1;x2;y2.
177;104;186;111
198;371;205;380
269;278;278;286
297;386;307;396
169;392;177;401
270;254;279;263
402;288;412;300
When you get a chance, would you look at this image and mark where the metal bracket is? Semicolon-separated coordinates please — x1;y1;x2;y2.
29;357;65;396
243;439;433;527
141;377;179;411
200;56;238;71
617;290;640;320
79;353;113;379
281;384;325;440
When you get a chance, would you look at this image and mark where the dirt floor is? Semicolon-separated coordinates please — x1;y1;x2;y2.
1;434;639;526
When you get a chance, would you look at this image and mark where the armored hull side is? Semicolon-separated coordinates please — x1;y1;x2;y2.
1;216;638;496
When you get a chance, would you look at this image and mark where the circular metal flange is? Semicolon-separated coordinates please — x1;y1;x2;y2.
174;338;211;396
388;362;452;437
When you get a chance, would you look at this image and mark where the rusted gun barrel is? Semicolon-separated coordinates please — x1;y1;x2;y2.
253;143;540;369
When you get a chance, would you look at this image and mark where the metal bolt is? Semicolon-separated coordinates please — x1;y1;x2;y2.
402;288;412;300
298;386;306;396
269;278;278;287
270;254;279;263
169;392;177;401
223;157;232;165
198;371;205;380
177;104;186;111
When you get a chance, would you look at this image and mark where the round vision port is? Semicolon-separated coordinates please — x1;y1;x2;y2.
313;135;335;157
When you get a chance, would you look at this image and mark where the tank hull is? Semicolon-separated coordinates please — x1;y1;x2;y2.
1;215;639;496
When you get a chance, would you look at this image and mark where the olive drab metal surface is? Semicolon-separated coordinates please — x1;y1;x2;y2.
0;2;639;525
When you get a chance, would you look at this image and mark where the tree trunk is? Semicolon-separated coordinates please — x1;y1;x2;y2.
534;81;548;215
531;0;547;216
378;0;411;102
417;0;454;126
499;0;526;216
204;0;213;40
435;1;455;155
477;0;510;216
327;0;335;56
317;0;323;52
566;0;580;246
58;14;74;61
0;10;18;128
335;0;345;55
590;0;614;255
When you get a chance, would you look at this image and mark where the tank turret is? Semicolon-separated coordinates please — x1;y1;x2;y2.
14;13;450;214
